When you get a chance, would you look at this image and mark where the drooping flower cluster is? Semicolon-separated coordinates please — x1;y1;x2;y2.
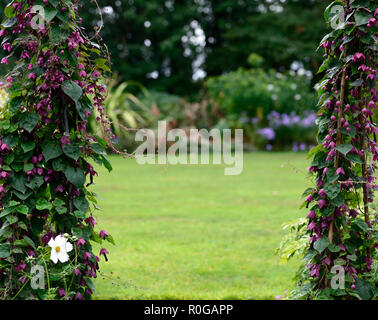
293;0;377;300
0;0;114;300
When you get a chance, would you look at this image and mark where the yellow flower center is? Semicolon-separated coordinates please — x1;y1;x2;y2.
55;246;61;253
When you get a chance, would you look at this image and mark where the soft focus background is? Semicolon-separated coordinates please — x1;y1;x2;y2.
0;0;329;152
84;0;327;152
0;0;333;299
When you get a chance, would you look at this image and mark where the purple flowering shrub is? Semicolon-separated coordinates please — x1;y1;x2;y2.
0;0;115;300
285;0;377;300
255;111;317;151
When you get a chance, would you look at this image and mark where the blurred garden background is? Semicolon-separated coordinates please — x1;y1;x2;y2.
0;0;339;299
0;0;330;153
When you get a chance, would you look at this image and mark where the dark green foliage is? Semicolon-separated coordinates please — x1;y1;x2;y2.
74;0;330;96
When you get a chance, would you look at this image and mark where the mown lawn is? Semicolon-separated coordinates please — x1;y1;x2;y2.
91;152;311;300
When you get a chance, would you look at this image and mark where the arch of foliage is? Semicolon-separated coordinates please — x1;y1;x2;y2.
0;0;116;300
291;0;377;300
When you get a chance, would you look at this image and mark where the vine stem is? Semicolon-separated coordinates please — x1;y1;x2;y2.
42;257;51;291
358;97;372;261
64;104;74;214
328;71;347;244
11;278;30;300
324;71;346;288
358;108;372;228
68;243;78;292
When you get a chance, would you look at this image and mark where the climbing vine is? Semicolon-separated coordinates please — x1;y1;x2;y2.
0;0;115;300
290;0;377;300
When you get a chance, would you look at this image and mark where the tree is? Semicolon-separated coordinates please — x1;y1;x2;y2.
80;0;201;97
1;2;335;97
199;0;329;79
79;1;332;96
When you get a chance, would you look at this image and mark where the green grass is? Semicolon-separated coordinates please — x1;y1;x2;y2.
91;152;311;300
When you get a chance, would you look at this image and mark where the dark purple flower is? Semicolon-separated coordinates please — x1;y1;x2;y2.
310;264;320;278
58;288;66;297
27;250;36;257
308;222;317;230
19;276;27;284
85;217;97;228
99;248;109;262
318;188;326;198
352;52;365;63
100;248;109;256
0;171;10;179
77;238;86;247
55;185;64;193
307;210;316;219
84;288;93;296
316;180;324;187
15;261;26;272
367;17;377;28
41;232;54;245
83;252;92;260
318;199;327;209
99;230;109;239
74;292;84;300
368;100;376;110
322;257;331;266
336;167;345;175
60;135;70;145
92;70;100;78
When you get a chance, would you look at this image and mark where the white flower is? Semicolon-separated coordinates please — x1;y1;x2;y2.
48;235;73;264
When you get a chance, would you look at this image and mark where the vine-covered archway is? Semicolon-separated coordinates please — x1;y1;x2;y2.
0;0;376;301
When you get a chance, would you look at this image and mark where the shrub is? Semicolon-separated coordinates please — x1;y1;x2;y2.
205;62;317;119
255;111;317;151
205;56;318;150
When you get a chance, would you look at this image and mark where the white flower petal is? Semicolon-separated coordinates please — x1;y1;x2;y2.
55;235;65;247
48;238;55;249
50;250;58;264
65;241;73;253
58;252;69;263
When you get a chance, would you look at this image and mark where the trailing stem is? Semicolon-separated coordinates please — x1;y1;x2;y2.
63;104;74;215
328;71;347;245
358;100;372;261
